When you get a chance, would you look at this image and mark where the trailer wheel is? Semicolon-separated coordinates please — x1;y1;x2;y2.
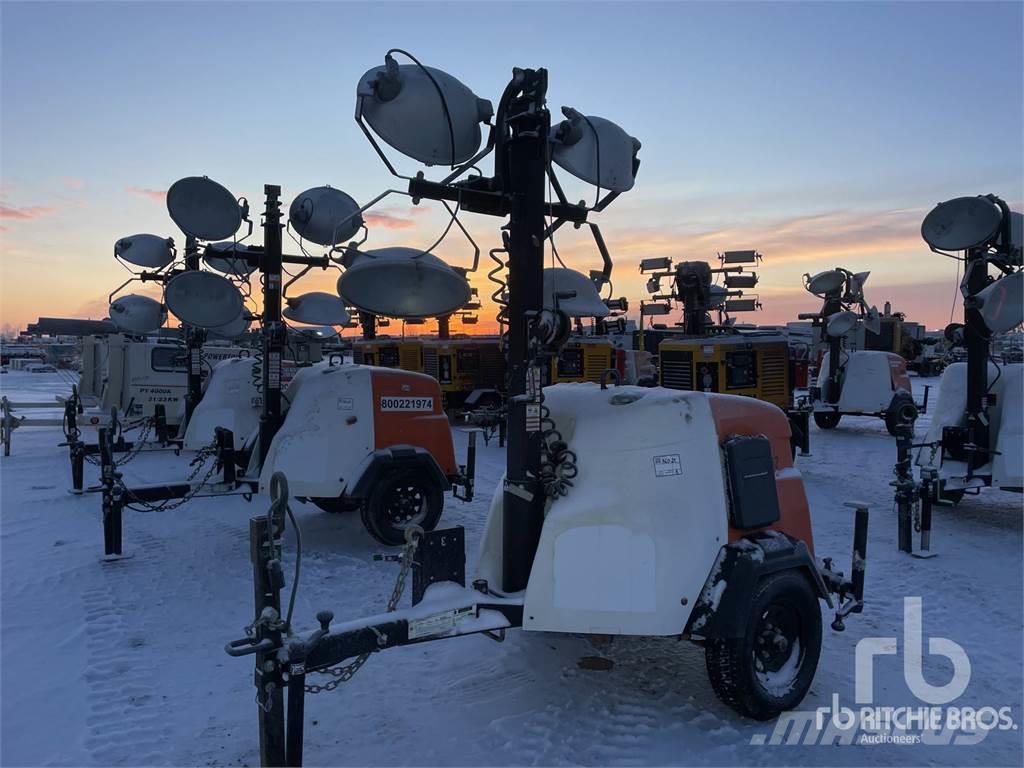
362;467;444;546
885;394;918;437
813;411;841;430
704;570;822;721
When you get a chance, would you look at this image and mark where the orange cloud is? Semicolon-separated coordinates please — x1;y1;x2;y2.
126;186;167;203
363;207;428;230
0;204;58;220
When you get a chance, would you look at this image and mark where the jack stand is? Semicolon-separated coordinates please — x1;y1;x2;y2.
893;421;916;555
98;427;132;562
831;500;869;630
912;470;937;559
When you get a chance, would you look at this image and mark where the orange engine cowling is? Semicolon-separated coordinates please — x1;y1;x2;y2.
370;368;457;478
708;396;814;553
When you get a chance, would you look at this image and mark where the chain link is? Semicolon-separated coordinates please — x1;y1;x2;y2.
303;532;420;694
121;442;220;513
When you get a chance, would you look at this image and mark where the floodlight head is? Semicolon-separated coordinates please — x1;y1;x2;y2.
543;268;609;317
550;109;640;193
283;292;351;327
641;302;672;316
864;305;882;335
849;271;870;296
204;242;257;276
708;285;728;309
166;176;242;241
357;54;493;166
826;310;858;338
944;323;965;345
640;257;672;273
972;270;1023;334
805;269;846;296
208;309;251;340
337;246;471;319
109;294;166;334
114;234;175;269
289;186;363;247
921;196;1003;252
164;270;245;329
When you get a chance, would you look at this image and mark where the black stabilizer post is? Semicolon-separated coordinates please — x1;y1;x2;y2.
918;471;934;554
251;514;286;767
894;422;915;554
99;428;123;558
284;640;307;768
850;505;868;609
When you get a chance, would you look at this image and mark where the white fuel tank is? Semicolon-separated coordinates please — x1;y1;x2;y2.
476;384;729;636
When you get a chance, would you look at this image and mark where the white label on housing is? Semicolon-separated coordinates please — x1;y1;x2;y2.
337;397;354;410
379;396;434;412
653;453;682;477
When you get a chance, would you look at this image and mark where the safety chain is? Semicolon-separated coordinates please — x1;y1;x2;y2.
109;419;154;467
120;442;220;513
303;529;421;694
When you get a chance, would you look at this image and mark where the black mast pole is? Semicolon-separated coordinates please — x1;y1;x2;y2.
259;185;285;466
501;69;549;592
963;246;990;469
183;235;204;425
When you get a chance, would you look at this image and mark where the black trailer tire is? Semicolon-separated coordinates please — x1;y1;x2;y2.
312;497;360;514
813;411;841;430
885;394;918;437
704;570;822;721
361;466;444;546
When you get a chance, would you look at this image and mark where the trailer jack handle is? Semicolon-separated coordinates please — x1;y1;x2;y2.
453;430;477;503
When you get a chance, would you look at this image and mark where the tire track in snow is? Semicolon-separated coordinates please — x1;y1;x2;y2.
81;533;173;765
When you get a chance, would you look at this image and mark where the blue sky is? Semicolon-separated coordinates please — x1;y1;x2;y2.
2;1;1022;331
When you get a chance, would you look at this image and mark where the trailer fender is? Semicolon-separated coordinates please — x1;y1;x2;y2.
349;446;451;501
685;532;831;640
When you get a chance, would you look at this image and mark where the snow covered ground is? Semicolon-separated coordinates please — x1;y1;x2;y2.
1;370;1021;767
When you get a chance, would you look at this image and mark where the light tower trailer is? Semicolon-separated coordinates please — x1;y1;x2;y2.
894;195;1023;556
225;58;872;767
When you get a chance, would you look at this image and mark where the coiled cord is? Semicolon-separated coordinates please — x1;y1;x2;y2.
539;391;578;498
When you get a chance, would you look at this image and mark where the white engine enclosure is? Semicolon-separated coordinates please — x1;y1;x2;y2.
258;365;375;498
476;384;729;636
183;357;261;450
917;362;1023;490
815;350;907;414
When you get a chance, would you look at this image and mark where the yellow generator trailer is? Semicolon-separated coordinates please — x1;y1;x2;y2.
421;336;506;411
351;338;424;373
659;332;808;455
547;337;616;385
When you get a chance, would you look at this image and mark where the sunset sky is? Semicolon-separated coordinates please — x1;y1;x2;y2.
1;1;1022;335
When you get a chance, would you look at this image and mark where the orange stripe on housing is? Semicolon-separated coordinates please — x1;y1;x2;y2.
707;396;814;553
370;369;457;477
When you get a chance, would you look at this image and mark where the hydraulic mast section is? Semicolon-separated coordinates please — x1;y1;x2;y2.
258;185;285;467
500;69;549;592
963;244;991;471
183;235;204;426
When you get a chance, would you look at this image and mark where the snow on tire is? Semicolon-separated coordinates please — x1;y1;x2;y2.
704;570;822;720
